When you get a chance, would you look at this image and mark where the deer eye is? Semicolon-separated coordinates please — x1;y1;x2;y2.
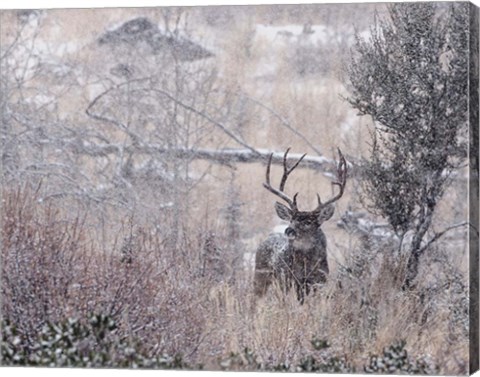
285;227;296;239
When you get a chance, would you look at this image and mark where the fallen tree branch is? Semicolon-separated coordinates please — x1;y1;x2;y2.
71;142;337;173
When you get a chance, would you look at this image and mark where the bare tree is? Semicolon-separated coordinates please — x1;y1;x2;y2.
0;11;91;203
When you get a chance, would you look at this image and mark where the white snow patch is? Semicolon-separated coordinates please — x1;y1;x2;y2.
253;23;334;78
255;24;331;45
243;251;255;269
273;224;288;234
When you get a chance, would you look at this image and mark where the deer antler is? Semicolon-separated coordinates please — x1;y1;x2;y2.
314;148;348;211
263;148;306;211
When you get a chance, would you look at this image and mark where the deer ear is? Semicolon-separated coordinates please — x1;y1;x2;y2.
318;204;335;223
275;202;292;221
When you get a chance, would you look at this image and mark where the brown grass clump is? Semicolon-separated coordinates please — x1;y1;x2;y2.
1;184;469;373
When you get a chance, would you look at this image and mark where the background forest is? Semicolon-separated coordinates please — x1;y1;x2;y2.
0;2;474;374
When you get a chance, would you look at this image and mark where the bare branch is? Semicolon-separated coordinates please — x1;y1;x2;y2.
242;93;323;156
146;87;259;154
419;222;469;254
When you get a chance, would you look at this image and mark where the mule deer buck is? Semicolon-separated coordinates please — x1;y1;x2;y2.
254;148;347;302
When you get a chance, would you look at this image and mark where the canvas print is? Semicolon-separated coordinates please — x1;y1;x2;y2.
0;1;478;374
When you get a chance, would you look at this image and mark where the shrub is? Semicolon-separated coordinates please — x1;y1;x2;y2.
364;340;438;374
219;339;354;373
1;314;190;369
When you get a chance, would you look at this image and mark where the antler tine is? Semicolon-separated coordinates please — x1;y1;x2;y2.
265;152;273;186
279;149;307;192
293;192;299;208
278;148;290;191
263;149;305;211
335;148;347;187
279;148;291;191
319;148;348;208
313;193;323;213
313;148;347;213
263;152;295;209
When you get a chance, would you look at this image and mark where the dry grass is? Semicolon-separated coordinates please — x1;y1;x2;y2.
1;184;469;373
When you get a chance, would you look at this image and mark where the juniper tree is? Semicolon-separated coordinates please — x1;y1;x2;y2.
346;2;469;288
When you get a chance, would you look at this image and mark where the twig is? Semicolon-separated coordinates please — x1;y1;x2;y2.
419;221;469;254
242;94;323;156
146;87;260;154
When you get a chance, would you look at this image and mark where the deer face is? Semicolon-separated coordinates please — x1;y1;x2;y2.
275;201;334;239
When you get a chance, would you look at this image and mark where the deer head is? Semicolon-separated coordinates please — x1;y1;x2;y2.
263;148;348;241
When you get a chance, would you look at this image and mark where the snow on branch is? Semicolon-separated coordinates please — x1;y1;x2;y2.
72;141;339;173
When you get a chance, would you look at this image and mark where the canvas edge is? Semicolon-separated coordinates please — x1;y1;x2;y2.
469;1;480;375
0;2;477;374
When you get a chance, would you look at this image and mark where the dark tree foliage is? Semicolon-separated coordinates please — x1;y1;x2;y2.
347;2;469;288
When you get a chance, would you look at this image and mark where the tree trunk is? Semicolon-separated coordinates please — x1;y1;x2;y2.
403;248;421;290
402;206;434;289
